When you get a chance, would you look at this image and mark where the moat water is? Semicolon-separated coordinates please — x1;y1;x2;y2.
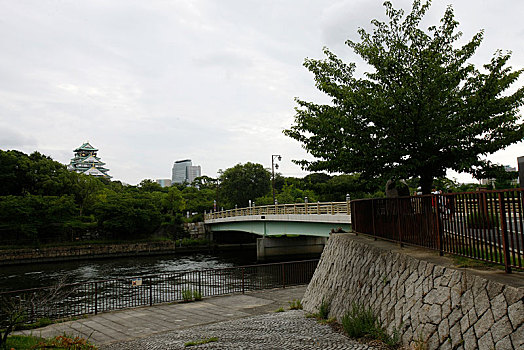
0;250;257;292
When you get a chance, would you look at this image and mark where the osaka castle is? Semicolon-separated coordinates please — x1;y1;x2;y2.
67;142;111;178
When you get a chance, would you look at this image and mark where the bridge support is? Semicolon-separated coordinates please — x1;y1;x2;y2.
256;236;327;262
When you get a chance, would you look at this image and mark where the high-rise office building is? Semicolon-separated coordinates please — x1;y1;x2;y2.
187;165;201;184
172;159;201;184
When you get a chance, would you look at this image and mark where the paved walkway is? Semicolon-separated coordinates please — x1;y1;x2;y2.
17;286;373;349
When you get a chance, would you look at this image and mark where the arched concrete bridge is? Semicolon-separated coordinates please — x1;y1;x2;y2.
204;202;352;260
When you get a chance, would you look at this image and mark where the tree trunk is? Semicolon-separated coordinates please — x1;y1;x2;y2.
420;173;434;195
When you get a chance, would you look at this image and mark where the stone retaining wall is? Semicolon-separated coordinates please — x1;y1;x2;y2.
302;234;523;349
0;241;177;265
184;222;207;239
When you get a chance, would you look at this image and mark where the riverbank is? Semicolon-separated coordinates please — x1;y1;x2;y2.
0;241;256;266
15;285;372;349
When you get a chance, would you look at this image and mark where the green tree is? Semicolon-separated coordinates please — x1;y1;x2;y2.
71;173;104;216
138;179;166;193
163;186;186;215
284;0;524;194
218;162;271;208
94;192;163;239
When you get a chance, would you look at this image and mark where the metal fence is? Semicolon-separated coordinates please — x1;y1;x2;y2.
351;189;524;273
0;259;318;324
205;202;350;220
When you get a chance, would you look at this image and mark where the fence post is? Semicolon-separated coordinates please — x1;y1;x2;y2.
198;270;202;296
94;282;98;315
498;193;512;273
149;279;153;306
282;263;286;289
435;195;444;256
397;198;403;247
372;199;376;240
241;268;245;294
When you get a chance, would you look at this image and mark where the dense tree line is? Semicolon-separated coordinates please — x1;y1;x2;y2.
0;149;513;246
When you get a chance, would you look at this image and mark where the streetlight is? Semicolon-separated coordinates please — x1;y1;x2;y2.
272;154;282;204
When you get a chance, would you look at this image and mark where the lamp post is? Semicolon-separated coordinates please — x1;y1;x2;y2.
272;154;282;204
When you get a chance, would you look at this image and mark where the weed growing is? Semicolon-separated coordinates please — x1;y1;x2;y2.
288;299;303;310
192;290;202;301
275;307;285;312
318;299;330;320
182;289;193;302
184;337;218;347
341;303;400;348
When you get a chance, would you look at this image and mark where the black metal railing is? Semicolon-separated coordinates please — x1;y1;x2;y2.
351;189;524;273
0;259;318;324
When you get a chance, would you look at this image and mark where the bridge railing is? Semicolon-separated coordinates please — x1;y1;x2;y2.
205;201;351;220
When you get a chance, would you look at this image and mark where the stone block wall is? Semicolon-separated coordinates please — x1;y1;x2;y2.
0;241;176;264
184;222;207;239
302;234;523;349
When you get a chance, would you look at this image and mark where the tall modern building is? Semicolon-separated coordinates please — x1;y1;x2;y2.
156;179;172;188
172;159;201;184
67;142;111;178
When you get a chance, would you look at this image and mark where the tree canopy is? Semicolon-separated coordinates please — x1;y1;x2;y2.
218;162;271;207
284;0;524;194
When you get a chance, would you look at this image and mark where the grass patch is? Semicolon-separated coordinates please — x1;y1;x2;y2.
5;335;44;349
184;337;218;347
14;317;53;331
341;303;400;348
450;246;517;271
275;307;285;313
6;334;97;349
288;299;303;310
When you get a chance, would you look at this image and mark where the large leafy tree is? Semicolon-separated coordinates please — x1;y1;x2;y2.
284;0;524;194
218;162;271;208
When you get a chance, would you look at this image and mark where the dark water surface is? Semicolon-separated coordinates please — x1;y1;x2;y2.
0;250;257;292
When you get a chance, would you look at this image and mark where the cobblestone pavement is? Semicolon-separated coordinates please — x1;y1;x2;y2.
102;310;374;350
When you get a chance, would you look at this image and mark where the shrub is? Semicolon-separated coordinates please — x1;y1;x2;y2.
182;289;193;302
192;290;202;301
341;303;400;347
341;303;378;338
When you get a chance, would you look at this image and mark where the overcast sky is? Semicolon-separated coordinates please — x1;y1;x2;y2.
1;0;523;185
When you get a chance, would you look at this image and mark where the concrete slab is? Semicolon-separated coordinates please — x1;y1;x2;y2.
14;286;307;346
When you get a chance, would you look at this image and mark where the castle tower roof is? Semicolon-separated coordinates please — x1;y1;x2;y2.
68;142;110;178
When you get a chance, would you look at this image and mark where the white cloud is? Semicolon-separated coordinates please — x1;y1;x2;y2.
0;0;522;185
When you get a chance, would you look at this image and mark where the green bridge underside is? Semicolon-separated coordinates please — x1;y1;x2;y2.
208;220;351;237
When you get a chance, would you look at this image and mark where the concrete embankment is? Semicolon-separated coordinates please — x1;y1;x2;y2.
302;233;524;350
